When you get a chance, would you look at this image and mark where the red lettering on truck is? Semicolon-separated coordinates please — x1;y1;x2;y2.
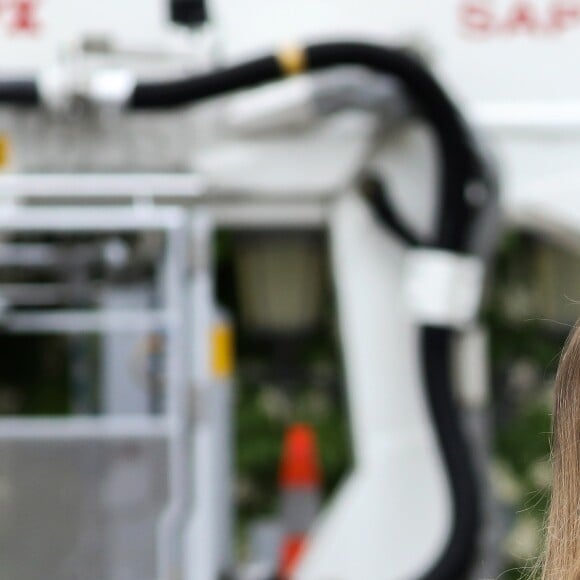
459;3;494;32
503;2;540;32
550;3;580;30
459;0;580;36
0;0;41;34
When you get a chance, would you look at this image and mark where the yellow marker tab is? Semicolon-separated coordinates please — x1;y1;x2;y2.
0;135;10;169
211;322;235;379
277;45;308;77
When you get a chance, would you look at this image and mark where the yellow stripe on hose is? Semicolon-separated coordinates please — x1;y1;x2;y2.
0;134;10;170
277;45;308;76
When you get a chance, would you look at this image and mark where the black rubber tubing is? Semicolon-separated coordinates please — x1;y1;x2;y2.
361;174;422;248
0;41;487;580
0;79;39;105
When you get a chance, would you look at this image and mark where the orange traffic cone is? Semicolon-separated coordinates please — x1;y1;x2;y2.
277;424;322;580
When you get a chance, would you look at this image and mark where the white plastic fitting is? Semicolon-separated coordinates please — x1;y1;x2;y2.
404;249;485;328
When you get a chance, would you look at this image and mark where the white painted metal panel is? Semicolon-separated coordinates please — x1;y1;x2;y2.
0;436;168;580
0;0;186;73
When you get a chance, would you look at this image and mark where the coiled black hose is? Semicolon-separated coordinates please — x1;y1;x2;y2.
0;41;493;579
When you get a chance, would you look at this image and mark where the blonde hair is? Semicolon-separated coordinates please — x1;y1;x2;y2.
543;322;580;579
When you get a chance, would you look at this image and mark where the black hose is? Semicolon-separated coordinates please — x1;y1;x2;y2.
361;174;422;247
419;327;481;580
0;79;39;106
130;56;281;109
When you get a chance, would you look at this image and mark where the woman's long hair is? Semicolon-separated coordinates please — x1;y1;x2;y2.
544;322;580;579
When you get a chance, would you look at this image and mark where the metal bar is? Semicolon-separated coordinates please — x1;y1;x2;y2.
0;243;111;270
0;174;331;229
20;202;330;229
0;206;184;231
0;244;62;267
205;202;328;228
0;173;207;198
1;310;176;333
186;211;220;580
0;174;331;202
0;174;336;210
0;417;172;440
156;209;190;579
0;283;100;306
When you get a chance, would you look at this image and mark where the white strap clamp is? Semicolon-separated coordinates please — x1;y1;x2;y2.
404;249;484;328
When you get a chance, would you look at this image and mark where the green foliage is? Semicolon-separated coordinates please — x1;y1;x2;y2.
486;232;564;577
496;399;552;482
0;335;70;415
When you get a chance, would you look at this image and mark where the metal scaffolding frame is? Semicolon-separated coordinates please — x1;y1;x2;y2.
0;205;194;580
